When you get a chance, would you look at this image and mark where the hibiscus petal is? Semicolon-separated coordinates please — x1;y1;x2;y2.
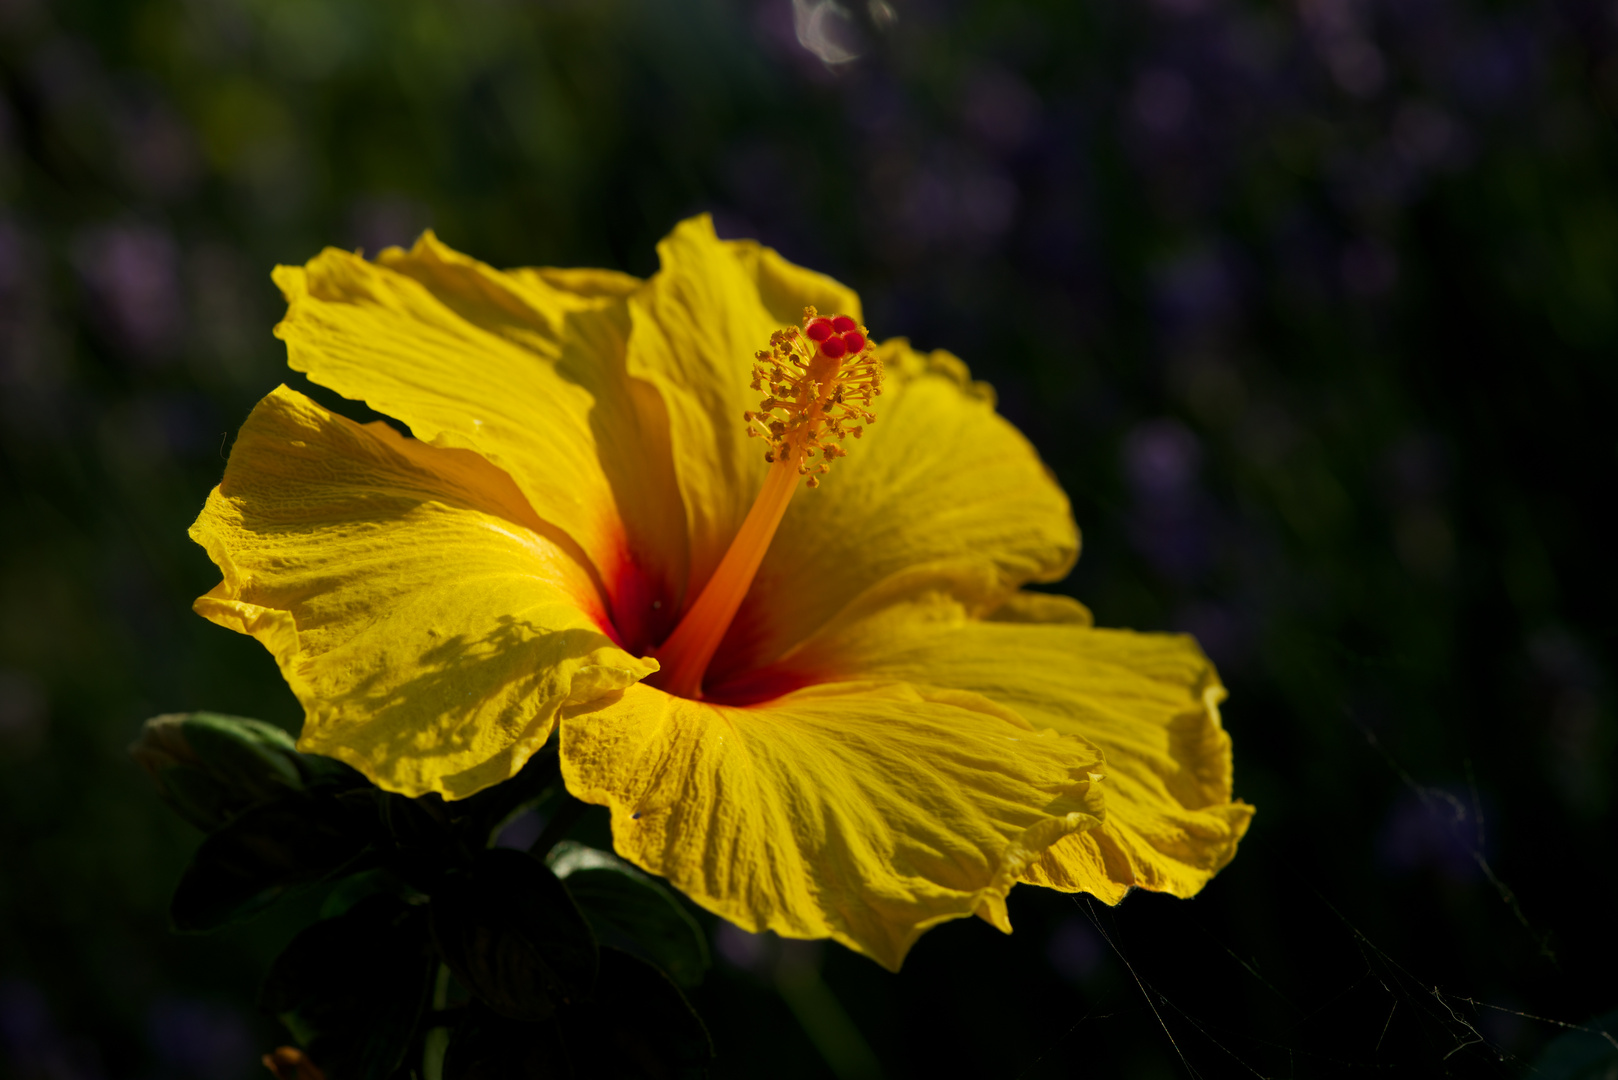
190;386;657;799
626;214;862;594
705;339;1080;690
558;681;1106;971
621;218;1078;680
789;591;1253;904
271;234;688;638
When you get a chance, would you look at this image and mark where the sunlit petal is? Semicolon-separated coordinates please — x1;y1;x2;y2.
273;234;687;641
708;339;1079;692
190;386;656;799
784;589;1252;902
560;681;1105;971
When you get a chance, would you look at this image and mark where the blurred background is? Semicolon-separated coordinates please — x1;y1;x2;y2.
3;0;1616;1076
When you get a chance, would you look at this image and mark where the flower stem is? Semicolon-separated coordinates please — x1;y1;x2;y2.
422;964;452;1080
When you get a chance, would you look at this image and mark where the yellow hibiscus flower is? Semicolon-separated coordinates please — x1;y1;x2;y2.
189;215;1252;971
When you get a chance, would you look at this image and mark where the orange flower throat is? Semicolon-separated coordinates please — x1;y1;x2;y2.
651;308;883;699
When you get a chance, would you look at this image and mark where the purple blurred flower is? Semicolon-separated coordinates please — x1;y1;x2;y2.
345;195;434;257
1340;237;1398;296
1390;101;1466;173
1153;245;1239;334
72;223;184;363
1131;67;1194;137
1125;418;1203;502
962;65;1042;154
0;979;104;1080
114;95;202;201
1123;418;1214;580
1377;788;1483;883
1046;917;1105;984
146;998;254;1080
871;143;1019;256
0;978;50;1056
1174;601;1247;670
1300;0;1386;98
1449;23;1541;108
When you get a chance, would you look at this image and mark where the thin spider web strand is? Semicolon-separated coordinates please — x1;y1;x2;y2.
1018;867;1591;1075
1188;914;1308;1017
1374;1000;1397;1053
1317;893;1537;1071
1078;896;1204;1079
1084;889;1516;1074
1433;988;1498;1063
1454;998;1618;1055
1008;1006;1120;1080
1350;713;1556;962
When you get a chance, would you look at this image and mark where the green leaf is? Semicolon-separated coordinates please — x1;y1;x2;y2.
573;948;714;1078
294;751;368;790
375;791;470;893
319;867;410;920
131;712;302;830
180;713;302;782
170;794;375;933
154;765;245;833
1533;1007;1618;1079
549;843;710;989
260;894;436;1080
131;712;367;832
430;848;598;1022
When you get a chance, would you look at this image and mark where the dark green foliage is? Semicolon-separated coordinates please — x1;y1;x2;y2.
1532;1008;1618;1080
136;727;709;1076
551;848;711;989
430;849;599;1022
259;894;436;1080
375;791;469;893
441;1012;572;1080
448;750;566;846
318;866;413;920
130;712;315;831
169;792;376;932
442;950;713;1080
583;948;714;1078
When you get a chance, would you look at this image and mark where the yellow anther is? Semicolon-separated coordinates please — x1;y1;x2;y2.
742;306;883;488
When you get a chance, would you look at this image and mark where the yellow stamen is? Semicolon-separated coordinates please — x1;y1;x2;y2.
653;307;883;699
